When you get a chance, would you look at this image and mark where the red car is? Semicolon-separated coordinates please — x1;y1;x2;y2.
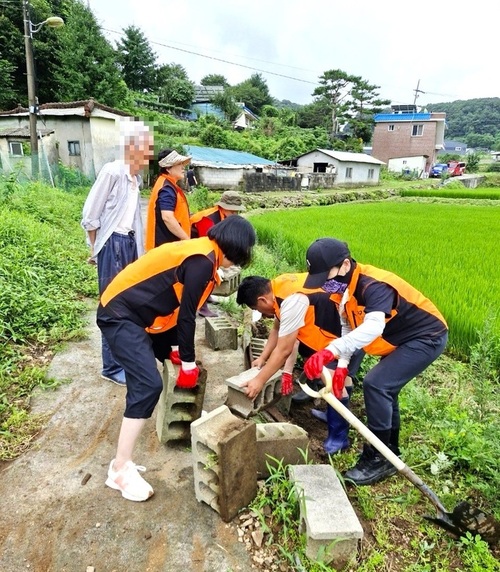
447;161;466;176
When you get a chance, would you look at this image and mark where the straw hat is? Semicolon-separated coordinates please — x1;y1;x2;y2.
158;149;191;168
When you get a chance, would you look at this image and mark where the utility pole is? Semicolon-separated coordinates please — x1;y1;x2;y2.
413;79;425;107
23;0;39;178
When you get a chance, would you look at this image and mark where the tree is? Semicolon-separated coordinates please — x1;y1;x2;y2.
0;60;17;109
210;90;240;122
313;69;359;138
230;73;273;115
116;25;157;93
201;74;228;87
52;1;128;106
155;63;195;112
349;80;390;143
296;99;331;130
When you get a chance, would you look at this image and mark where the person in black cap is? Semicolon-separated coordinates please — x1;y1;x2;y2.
302;238;449;486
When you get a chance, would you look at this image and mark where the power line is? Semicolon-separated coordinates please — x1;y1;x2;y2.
102;27;319;86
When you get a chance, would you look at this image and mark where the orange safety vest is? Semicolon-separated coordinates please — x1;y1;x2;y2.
100;237;223;333
271;273;342;352
145;173;190;250
343;263;448;356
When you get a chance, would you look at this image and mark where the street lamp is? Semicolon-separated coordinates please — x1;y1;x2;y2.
22;0;64;178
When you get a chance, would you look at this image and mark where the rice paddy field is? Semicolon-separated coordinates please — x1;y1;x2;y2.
247;199;500;361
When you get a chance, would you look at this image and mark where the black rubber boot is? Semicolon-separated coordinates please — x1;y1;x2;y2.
323;397;350;454
344;429;398;485
311;385;353;423
291;378;323;403
389;426;401;456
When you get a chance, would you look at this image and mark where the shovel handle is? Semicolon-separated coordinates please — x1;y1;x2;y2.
314;368;449;515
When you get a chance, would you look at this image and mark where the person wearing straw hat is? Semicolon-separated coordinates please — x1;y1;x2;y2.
145;148;192;250
190;191;246;317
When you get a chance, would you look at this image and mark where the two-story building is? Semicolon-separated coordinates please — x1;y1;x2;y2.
372;104;446;175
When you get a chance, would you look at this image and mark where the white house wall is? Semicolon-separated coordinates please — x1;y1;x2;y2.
297;151;381;184
387;156;427;175
89;116;120;178
197;166;245;190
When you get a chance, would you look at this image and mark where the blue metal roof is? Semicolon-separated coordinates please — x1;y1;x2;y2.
374;113;431;122
184;145;274;166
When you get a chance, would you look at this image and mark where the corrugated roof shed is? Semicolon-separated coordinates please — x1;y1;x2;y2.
315;149;385;165
185;145;274;168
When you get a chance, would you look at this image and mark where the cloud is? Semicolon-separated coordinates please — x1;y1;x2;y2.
90;0;499;106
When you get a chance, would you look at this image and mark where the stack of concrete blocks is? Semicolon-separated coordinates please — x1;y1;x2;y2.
156;359;207;444
212;266;241;297
205;316;238;351
256;423;309;478
289;465;363;568
225;367;283;418
191;405;257;522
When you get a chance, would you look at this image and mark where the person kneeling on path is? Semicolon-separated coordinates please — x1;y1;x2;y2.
302;238;448;486
190;190;246;318
98;216;256;501
236;273;364;455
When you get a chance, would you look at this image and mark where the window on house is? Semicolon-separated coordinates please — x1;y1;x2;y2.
412;124;424;136
345;167;352;179
9;141;24;156
368;168;374;179
68;141;81;156
388;125;395;132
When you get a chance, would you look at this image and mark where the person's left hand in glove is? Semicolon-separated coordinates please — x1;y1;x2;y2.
176;362;199;388
331;367;348;399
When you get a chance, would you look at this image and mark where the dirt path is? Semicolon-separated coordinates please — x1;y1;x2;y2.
0;310;257;572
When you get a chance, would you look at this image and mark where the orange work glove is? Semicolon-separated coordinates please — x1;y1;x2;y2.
304;349;335;380
331;367;348;399
169;350;181;365
176;366;200;388
281;372;293;396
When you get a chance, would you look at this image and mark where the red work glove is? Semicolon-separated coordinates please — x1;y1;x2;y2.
281;372;293;396
304;349;335;380
331;367;348;399
176;366;200;389
169;350;181;365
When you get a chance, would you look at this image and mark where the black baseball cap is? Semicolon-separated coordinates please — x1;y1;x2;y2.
304;238;351;288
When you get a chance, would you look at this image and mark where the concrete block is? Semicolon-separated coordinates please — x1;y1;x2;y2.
225;367;282;418
243;336;267;370
256;423;309;478
289;465;363;568
156;360;207;444
205;316;238;351
212;267;241;296
191;405;257;522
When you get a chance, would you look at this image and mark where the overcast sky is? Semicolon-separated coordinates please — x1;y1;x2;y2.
89;0;497;108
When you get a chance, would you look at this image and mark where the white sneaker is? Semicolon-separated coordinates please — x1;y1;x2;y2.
105;459;154;502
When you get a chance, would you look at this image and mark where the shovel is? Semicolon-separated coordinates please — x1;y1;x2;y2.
299;368;500;544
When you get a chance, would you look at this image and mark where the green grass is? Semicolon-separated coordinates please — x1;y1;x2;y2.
401;186;500;200
0;179;95;459
247;200;500;363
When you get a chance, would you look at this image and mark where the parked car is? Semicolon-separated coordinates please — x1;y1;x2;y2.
447;161;466;176
430;163;449;177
